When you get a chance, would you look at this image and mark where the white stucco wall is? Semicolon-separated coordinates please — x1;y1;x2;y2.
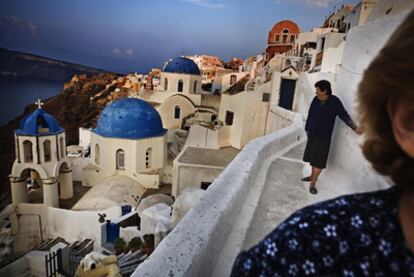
323;9;411;194
184;124;220;149
48;206;121;246
79;127;92;148
9;203;122;254
212;72;249;94
159;72;202;94
218;82;270;150
173;164;224;197
158;94;196;129
86;132;166;188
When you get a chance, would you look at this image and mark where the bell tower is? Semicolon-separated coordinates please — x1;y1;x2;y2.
9;100;73;207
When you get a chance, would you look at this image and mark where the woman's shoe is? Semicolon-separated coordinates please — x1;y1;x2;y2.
301;176;312;182
309;186;318;194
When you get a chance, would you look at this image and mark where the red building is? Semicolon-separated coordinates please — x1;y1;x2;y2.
265;20;300;62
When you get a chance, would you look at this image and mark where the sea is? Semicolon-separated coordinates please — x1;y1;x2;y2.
0;77;64;126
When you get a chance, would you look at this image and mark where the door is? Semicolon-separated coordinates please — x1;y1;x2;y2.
279;79;296;110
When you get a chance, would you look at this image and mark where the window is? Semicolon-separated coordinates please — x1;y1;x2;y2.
174;106;181;119
60;137;65;158
116;149;125;170
23;140;33;163
193;81;197;93
95;144;100;165
164;78;168;91
16;138;21;163
145;148;152;169
282;29;290;34
225;111;234;126
178;80;183;92
320;37;326;50
290;35;295;42
43;140;51;162
275;34;280;43
230;75;237;85
201;182;212;190
262;93;270;102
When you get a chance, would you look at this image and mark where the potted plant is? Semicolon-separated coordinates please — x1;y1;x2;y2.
128;237;143;252
114;238;126;255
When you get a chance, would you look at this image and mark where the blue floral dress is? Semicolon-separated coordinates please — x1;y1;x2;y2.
231;187;414;276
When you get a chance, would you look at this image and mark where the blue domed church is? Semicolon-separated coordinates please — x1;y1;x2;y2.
81;98;167;193
10;100;73;208
152;57;207;130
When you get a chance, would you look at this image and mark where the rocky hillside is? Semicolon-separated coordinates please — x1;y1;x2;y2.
0;73;119;200
0;47;109;81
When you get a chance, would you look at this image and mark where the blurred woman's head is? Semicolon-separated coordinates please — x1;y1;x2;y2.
315;80;332;95
358;10;414;192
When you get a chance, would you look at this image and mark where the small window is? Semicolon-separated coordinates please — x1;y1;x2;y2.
145;148;152;169
282;29;290;34
290;35;295;42
164;78;168;91
116;149;125;170
23;140;33;163
275;34;280;43
230;75;237;85
262;93;270;102
43;140;51;162
95;144;100;165
225;111;234;126
174;106;181;119
193;81;197;93
201;182;212;190
16;138;21;163
60;137;65;158
283;35;288;43
178;80;183;92
321;37;326;50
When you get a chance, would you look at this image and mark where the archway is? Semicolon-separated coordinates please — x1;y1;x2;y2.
17;168;43;204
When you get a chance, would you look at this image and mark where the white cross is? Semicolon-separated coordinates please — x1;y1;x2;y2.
35;99;44;109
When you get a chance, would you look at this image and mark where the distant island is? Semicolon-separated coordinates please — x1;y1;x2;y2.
0;47;110;82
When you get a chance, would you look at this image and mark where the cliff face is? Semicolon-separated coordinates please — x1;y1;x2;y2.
0;47;110;82
0;73;119;200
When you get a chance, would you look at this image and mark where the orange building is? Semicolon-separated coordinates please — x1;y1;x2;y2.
265;20;300;62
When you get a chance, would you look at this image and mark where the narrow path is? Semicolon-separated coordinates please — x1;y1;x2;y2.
243;142;307;249
212;139;344;276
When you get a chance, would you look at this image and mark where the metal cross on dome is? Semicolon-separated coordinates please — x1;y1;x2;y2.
35;99;44;109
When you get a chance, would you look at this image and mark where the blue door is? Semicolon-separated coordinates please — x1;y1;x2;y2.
279;79;296;110
106;222;119;243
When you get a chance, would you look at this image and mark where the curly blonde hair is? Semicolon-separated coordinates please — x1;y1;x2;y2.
357;9;414;191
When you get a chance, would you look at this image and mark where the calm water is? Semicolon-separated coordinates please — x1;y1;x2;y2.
0;77;64;125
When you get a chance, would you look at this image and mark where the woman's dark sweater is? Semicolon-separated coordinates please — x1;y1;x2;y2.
305;95;356;138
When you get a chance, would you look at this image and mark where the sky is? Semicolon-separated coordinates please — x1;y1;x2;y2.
0;0;358;74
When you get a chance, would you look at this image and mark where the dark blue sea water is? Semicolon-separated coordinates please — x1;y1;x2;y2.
0;77;64;125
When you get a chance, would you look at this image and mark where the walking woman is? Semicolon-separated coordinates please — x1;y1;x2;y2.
302;80;363;194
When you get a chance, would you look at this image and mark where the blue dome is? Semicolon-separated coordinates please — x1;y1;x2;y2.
15;108;64;136
164;57;201;75
93;98;166;139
